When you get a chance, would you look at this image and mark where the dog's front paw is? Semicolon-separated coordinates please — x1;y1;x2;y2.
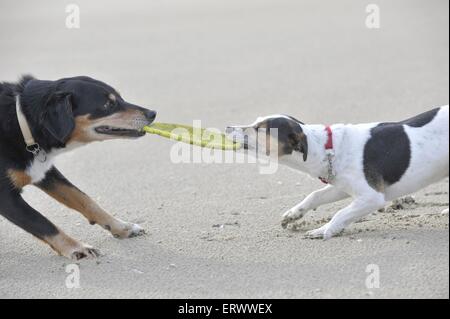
304;225;328;239
127;223;146;238
68;244;101;260
304;223;342;240
110;221;146;239
281;208;305;229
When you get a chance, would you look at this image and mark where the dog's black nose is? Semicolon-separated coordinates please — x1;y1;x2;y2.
145;110;157;122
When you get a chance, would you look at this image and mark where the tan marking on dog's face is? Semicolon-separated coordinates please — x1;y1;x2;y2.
227;115;309;164
227;118;300;159
7;169;32;189
255;121;293;157
67;109;149;144
68;115;94;144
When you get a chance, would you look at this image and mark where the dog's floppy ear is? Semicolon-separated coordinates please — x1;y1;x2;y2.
289;131;308;161
42;92;75;144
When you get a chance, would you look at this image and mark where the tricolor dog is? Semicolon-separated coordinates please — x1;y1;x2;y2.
0;76;156;259
226;106;449;239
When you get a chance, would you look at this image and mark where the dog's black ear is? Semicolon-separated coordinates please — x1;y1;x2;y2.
42;92;75;144
289;131;308;161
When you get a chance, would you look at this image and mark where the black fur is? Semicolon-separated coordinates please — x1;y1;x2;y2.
0;76;62;239
259;117;308;161
363;123;411;191
0;75;156;249
0;186;59;239
363;108;440;191
401;107;440;128
283;114;305;125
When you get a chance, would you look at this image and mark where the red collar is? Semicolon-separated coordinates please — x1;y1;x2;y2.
319;126;333;184
324;125;333;150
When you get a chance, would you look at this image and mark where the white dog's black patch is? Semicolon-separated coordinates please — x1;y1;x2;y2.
363;107;441;191
363;124;411;191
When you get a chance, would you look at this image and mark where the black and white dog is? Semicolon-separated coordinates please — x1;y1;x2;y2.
226;106;449;239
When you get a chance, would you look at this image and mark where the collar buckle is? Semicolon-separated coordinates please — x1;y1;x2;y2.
26;143;47;162
26;143;41;155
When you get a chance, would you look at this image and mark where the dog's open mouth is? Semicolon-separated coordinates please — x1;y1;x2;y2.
95;126;146;137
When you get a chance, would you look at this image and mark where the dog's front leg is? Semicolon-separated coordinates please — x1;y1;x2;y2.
36;167;145;239
0;188;99;259
281;185;349;228
305;193;386;240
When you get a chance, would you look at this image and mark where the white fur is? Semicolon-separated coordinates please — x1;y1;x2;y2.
276;106;449;239
26;142;84;184
26;155;56;184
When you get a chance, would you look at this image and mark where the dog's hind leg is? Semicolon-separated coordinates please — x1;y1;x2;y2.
36;167;145;239
281;185;349;228
305;193;386;240
0;188;99;259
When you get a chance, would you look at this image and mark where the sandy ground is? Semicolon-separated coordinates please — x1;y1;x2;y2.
0;0;448;298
